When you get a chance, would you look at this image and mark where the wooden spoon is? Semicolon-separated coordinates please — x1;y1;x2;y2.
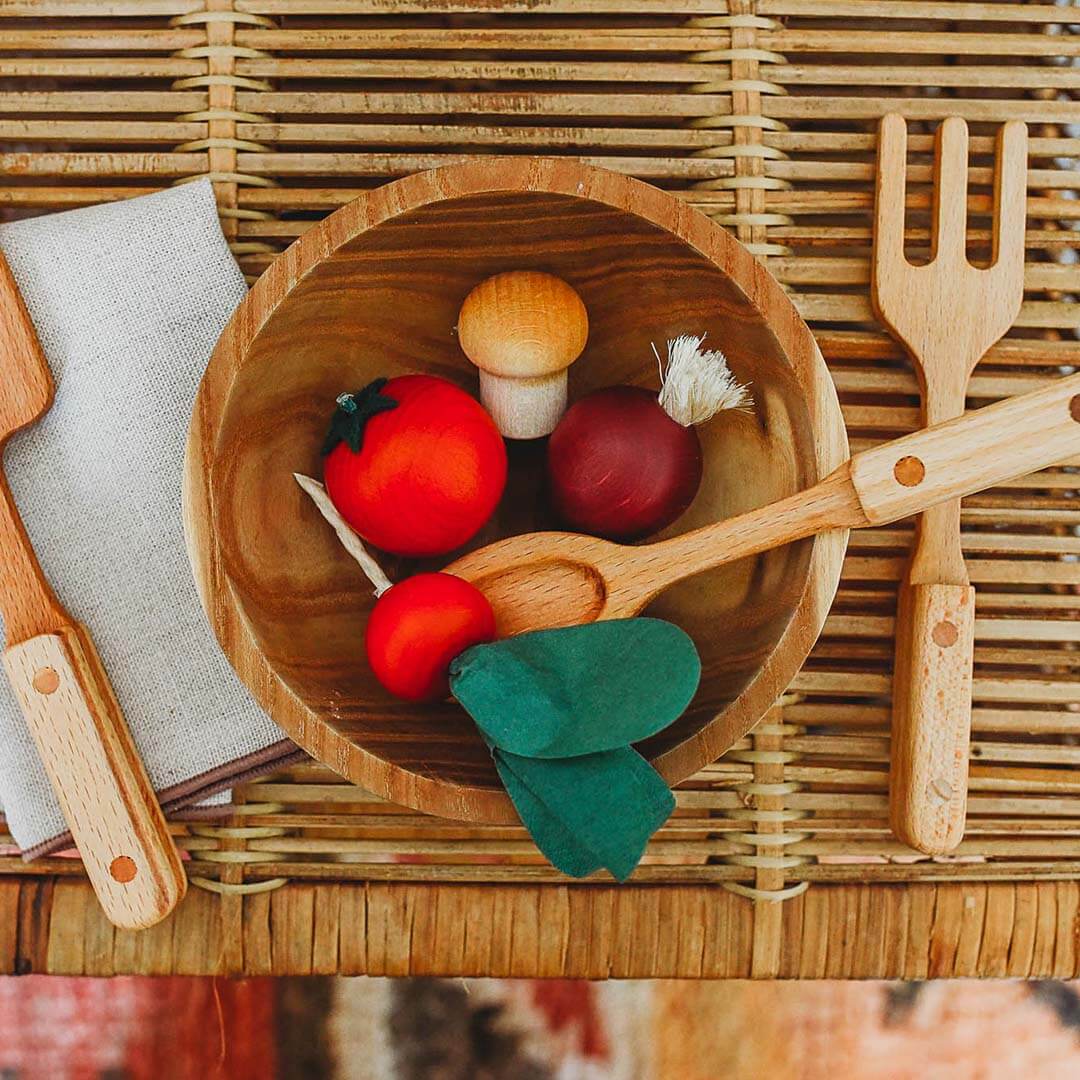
0;252;186;930
448;373;1080;643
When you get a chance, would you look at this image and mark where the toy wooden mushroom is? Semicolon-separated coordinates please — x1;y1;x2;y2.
457;270;588;440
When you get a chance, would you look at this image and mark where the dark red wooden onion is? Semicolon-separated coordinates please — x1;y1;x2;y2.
547;385;703;541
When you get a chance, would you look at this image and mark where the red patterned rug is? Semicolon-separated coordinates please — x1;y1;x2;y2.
1;976;1079;1078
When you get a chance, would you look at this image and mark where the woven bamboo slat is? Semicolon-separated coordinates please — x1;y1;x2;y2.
0;0;1077;977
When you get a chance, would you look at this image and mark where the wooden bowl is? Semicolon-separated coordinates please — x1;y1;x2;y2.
184;159;848;824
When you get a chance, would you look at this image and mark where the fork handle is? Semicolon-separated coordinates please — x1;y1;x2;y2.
892;399;973;854
889;581;975;854
855;375;1078;853
893;371;972;854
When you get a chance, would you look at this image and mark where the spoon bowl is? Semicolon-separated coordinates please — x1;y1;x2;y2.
448;533;618;636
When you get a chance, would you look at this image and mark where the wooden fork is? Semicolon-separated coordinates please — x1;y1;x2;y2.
872;114;1028;855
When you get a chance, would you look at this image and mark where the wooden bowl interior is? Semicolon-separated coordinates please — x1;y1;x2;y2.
211;192;818;794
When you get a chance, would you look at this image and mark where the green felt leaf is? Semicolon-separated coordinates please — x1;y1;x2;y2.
494;746;676;881
491;755;602;879
450;618;701;759
321;378;399;455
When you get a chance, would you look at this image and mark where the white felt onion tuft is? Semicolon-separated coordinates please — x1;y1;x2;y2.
294;473;393;597
654;334;753;427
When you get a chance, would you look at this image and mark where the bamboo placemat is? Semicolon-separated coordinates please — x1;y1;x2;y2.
0;0;1077;977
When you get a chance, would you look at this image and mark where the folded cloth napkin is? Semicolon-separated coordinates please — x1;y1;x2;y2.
0;180;304;857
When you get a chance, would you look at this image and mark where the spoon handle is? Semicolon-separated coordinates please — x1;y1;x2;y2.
847;372;1080;522
0;258;186;930
630;372;1080;602
4;625;187;929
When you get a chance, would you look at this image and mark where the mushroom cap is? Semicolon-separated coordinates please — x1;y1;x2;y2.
458;271;588;379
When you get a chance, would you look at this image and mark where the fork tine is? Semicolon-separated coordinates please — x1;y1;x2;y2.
873;113;909;279
991;120;1028;278
931;117;969;263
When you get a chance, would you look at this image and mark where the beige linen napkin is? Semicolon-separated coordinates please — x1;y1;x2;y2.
0;180;303;856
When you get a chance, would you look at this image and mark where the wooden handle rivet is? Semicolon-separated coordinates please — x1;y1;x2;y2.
31;667;59;695
109;855;138;883
893;455;926;487
1069;395;1080;422
932;620;959;648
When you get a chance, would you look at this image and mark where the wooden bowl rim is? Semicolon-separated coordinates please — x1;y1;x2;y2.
184;157;849;824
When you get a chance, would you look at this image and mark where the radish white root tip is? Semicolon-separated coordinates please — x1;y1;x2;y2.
656;333;753;426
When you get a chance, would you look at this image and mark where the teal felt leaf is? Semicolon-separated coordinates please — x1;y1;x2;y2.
450;618;701;759
321;379;398;455
492;754;602;879
494;746;676;881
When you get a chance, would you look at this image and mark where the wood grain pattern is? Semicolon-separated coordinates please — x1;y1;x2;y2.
873;114;1028;856
889;581;976;854
184;157;849;823
0;252;185;929
0;253;62;645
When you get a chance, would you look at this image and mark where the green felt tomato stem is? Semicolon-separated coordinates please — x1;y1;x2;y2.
321;377;399;455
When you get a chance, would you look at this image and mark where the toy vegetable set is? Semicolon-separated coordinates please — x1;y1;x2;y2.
297;270;753;879
190;156;1080;902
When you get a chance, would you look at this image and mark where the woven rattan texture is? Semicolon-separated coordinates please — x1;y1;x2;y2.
0;0;1077;977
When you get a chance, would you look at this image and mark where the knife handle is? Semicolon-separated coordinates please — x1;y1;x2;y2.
3;623;186;929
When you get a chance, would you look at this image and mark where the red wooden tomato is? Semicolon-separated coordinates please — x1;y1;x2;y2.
323;374;507;557
365;572;496;702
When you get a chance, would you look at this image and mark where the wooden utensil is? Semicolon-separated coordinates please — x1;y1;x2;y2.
872;114;1028;855
0;253;186;930
448;374;1080;639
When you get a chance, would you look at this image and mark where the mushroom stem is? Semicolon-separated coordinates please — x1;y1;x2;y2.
479;370;568;441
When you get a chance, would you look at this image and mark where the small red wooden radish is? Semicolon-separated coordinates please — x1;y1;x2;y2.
365;573;495;702
295;474;495;702
458;271;588;440
548;335;752;541
322;373;507;557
